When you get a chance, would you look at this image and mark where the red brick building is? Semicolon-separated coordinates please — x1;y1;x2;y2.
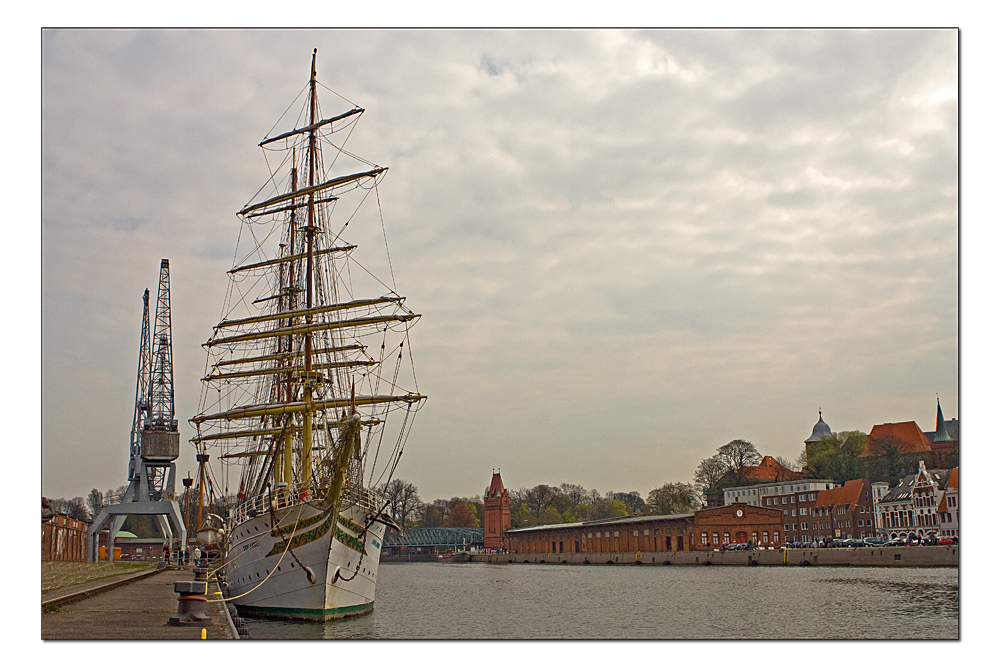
483;470;511;550
43;513;89;562
809;479;877;540
506;503;783;554
693;504;784;549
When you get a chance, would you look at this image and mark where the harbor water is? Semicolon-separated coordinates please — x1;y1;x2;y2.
241;561;958;639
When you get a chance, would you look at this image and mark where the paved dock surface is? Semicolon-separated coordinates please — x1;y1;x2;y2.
42;566;235;640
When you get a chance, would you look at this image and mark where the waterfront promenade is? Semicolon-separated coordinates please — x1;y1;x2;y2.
42;565;236;640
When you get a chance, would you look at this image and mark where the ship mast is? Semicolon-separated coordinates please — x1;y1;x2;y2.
301;48;319;490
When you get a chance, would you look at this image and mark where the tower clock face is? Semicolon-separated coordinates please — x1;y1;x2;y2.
736;509;743;517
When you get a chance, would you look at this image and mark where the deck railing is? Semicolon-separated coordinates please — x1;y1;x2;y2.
229;481;385;528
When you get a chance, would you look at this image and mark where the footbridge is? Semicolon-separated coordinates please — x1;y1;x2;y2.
381;527;483;555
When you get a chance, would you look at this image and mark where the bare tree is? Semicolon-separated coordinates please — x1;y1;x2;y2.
64;497;90;521
717;439;762;483
774;455;799;472
694;455;727;490
559;483;587;507
381;479;421;528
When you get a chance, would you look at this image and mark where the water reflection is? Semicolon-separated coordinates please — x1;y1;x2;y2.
819;575;959;618
243;563;958;639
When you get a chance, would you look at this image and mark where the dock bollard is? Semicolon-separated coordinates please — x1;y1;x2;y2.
193;567;208;582
168;580;214;627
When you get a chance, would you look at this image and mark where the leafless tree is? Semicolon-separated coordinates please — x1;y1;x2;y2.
694;455;727;490
381;479;421;528
717;439;762;483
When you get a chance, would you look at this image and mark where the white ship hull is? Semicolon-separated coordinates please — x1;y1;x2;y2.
223;500;386;621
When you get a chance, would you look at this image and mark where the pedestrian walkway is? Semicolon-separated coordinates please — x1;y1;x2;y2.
42;566;235;639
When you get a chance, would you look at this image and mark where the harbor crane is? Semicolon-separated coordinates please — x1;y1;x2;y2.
88;259;187;561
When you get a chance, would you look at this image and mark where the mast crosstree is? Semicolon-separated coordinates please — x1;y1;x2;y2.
88;259;187;562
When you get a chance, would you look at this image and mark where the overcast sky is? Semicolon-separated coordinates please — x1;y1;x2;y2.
40;28;960;504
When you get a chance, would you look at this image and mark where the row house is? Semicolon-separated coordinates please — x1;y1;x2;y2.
871;482;890;534
876;460;950;540
808;479;878;540
936;468;959;538
722;478;840;544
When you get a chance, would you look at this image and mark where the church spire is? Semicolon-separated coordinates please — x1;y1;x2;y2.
933;396;952;443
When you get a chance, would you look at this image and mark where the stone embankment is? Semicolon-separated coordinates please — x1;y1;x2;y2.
470;545;958;567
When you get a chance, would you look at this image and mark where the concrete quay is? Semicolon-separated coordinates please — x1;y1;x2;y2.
469;545;958;567
42;565;239;640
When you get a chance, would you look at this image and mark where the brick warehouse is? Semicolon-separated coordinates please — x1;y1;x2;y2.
507;503;783;555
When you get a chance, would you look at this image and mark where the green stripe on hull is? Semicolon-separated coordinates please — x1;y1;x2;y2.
236;601;374;622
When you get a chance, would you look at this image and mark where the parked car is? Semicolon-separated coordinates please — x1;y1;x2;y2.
938;537;957;546
864;537;887;546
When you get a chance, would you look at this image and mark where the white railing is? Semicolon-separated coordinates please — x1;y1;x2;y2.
229;481;385;528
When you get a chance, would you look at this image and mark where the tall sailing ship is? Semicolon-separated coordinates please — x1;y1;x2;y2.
190;50;425;621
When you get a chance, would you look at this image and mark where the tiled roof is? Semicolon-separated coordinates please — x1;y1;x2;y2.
815;479;864;510
744;455;805;482
935;468;958;513
507;513;695;534
866;421;932;455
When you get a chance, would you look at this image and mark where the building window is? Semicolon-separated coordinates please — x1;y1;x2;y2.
763;531;769;543
701;533;708;545
782;497;787;505
644;529;649;536
724;532;730;542
633;530;638;536
713;532;719;544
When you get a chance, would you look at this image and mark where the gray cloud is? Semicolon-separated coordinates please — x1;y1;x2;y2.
42;29;957;503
